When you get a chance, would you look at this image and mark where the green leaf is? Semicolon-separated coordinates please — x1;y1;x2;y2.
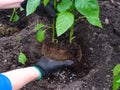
20;7;24;11
26;0;40;16
56;12;74;37
116;79;120;83
113;64;120;77
43;0;49;6
13;12;19;22
9;8;19;22
35;23;44;31
86;16;102;28
36;30;45;42
113;76;120;90
113;82;120;90
75;0;99;17
57;0;73;12
75;0;102;27
18;52;27;65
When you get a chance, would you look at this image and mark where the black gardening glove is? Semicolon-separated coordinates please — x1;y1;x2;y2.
21;0;56;17
35;56;74;76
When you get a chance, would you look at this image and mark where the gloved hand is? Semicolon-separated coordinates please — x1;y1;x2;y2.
35;56;74;76
21;0;56;17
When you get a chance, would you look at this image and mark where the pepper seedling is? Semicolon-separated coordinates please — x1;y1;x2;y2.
25;0;102;43
9;8;19;22
113;64;120;90
18;51;27;65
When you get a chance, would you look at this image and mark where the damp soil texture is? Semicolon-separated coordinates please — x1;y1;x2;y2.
0;0;120;90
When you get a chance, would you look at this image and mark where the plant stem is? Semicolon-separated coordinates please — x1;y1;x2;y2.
52;0;57;42
52;18;55;42
54;0;57;9
45;27;52;31
9;8;16;22
69;23;74;44
75;16;85;22
69;1;75;44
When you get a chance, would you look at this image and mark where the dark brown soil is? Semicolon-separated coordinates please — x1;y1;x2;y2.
41;38;82;61
0;0;120;90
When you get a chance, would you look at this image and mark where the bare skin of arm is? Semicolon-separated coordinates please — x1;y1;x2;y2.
0;0;24;9
2;67;40;90
1;57;73;90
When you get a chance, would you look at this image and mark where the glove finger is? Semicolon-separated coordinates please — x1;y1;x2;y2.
49;0;59;7
49;0;54;7
35;8;49;17
45;5;56;17
60;60;74;67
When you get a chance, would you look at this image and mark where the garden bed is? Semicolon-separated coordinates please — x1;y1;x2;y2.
0;0;120;90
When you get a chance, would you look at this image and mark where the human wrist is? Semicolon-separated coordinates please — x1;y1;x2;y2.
32;66;42;80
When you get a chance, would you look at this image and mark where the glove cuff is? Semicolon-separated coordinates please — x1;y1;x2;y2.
33;66;42;80
34;65;47;77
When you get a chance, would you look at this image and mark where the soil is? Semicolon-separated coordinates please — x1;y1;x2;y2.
0;0;120;90
41;38;82;61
